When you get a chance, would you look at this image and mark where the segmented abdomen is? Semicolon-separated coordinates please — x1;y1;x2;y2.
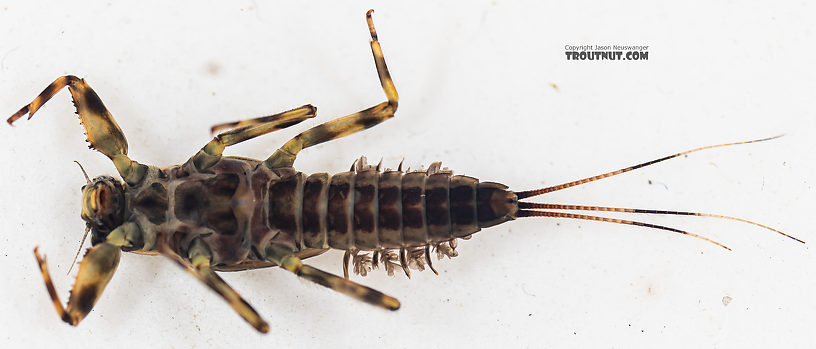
265;158;518;252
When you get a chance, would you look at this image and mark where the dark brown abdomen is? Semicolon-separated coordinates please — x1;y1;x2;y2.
267;165;518;251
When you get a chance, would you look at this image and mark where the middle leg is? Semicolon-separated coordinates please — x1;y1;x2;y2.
161;239;270;333
188;104;317;172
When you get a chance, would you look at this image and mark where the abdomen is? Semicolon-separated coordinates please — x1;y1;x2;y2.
263;159;519;252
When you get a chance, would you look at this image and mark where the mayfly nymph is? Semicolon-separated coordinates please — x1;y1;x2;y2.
8;10;801;333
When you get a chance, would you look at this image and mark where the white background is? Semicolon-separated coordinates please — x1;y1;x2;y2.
1;1;814;348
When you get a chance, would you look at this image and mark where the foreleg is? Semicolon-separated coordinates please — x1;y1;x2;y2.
33;222;140;326
9;76;147;185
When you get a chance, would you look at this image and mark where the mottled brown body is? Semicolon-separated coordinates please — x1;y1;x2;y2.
127;156;517;269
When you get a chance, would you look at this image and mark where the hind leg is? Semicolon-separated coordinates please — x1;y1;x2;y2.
265;10;398;169
265;244;400;310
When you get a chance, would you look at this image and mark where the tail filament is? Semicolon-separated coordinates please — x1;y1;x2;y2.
515;136;802;249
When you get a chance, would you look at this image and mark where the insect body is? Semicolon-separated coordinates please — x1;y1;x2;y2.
8;10;801;333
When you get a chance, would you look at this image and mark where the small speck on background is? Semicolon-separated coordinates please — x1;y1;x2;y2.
722;295;733;306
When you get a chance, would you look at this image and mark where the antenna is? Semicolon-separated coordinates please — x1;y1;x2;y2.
67;224;91;275
73;160;91;184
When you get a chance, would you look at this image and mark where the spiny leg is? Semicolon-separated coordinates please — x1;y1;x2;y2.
33;222;140;326
266;245;400;310
265;10;398;169
189;104;317;172
8;75;147;185
160;239;269;333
